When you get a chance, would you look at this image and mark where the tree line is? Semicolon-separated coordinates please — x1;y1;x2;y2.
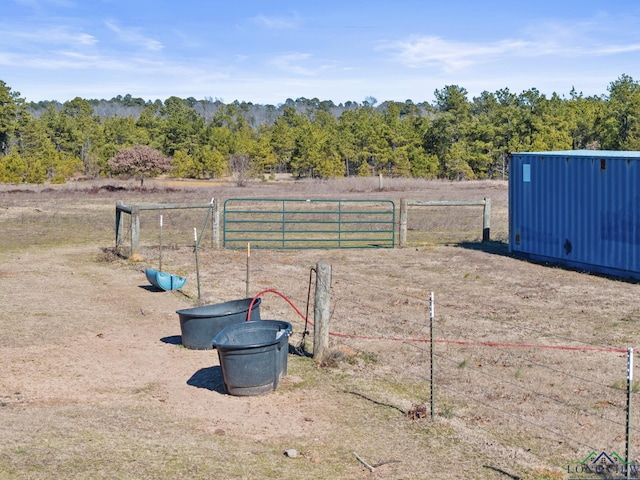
1;74;639;184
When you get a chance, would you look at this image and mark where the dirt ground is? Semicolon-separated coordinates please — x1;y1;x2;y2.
1;177;640;479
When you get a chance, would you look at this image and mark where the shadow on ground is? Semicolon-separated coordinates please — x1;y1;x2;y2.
139;285;164;292
187;366;226;393
456;240;510;256
456;240;640;285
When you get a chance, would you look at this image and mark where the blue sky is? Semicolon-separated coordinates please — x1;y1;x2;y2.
3;0;640;105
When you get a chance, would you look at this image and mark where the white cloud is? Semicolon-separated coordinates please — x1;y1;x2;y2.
590;43;640;55
12;26;97;46
387;36;532;72
268;52;318;76
387;32;640;73
250;13;300;30
0;49;128;70
386;16;640;73
105;21;163;52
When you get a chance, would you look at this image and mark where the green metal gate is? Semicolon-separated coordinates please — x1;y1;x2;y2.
223;198;395;249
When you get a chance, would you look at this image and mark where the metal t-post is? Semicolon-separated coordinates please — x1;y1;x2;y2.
627;347;634;480
430;291;435;419
194;228;201;301
246;243;251;298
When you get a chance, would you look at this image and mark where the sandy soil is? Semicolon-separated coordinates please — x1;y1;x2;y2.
1;178;640;479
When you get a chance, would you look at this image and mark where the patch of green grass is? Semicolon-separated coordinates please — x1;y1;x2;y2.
441;402;455;418
130;382;159;396
359;351;378;364
357;377;429;402
529;468;565;479
283;355;328;389
621;310;640;322
610;379;640;392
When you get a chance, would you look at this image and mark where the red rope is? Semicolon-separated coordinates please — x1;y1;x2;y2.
248;289;310;324
247;290;627;354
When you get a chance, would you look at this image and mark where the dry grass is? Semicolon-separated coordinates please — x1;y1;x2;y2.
0;176;638;479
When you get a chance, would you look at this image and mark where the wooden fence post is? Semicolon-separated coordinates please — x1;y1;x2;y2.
399;199;408;247
115;201;125;248
313;261;331;361
130;206;140;257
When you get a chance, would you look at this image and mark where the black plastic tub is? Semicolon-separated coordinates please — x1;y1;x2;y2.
176;298;261;350
212;320;292;396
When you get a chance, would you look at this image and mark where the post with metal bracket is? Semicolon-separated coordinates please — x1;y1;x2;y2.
313;261;331;361
482;197;491;242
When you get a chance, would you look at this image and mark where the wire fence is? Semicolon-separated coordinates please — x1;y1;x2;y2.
126;197;638;478
161;245;639;478
328;272;637;478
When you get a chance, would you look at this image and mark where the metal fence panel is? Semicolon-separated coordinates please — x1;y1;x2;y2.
223;198;395;249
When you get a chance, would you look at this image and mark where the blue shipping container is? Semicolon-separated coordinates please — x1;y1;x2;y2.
509;150;640;279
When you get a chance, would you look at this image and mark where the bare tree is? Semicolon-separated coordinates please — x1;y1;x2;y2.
229;154;253;187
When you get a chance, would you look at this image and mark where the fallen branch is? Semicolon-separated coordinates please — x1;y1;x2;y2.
354;452;375;472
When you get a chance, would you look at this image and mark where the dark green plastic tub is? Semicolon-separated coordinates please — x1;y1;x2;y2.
212;320;292;396
176;298;261;350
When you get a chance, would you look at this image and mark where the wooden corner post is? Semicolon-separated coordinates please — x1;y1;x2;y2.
115;200;125;248
313;261;331;361
399;198;408;247
130;206;140;256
